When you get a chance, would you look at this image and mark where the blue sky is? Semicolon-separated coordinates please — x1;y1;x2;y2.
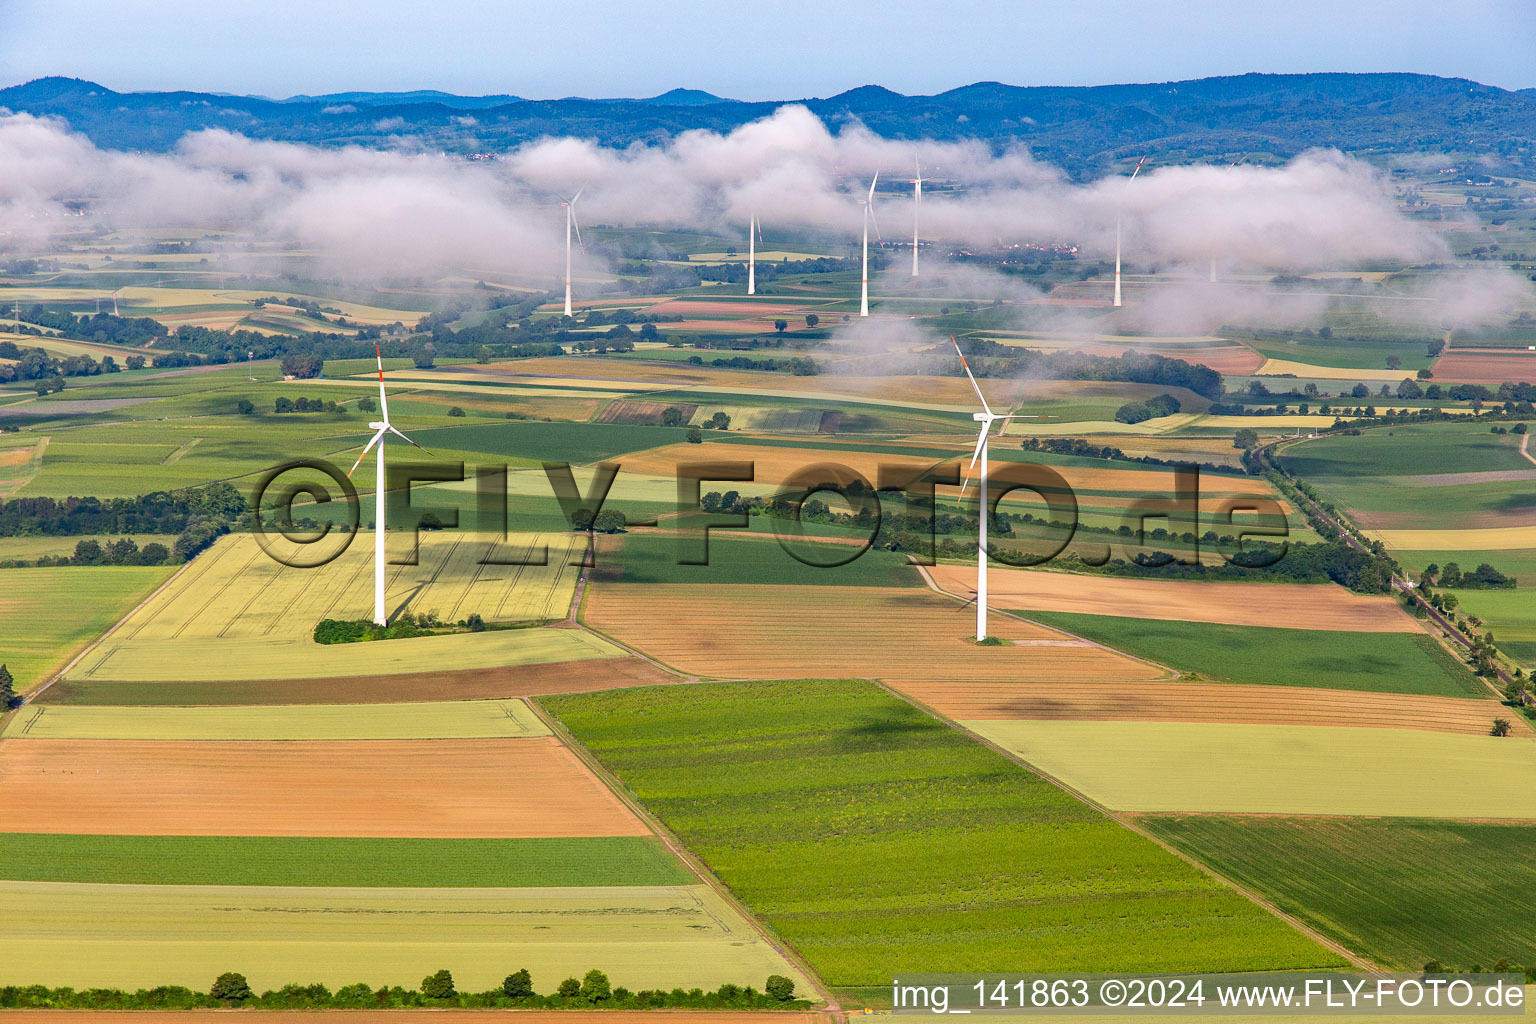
3;0;1533;98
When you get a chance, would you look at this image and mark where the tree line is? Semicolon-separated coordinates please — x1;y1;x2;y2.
0;484;245;538
0;969;802;1010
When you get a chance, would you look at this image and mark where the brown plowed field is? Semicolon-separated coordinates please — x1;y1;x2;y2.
1432;349;1536;384
927;565;1418;632
584;583;1164;682
37;656;677;706
0;737;649;837
889;679;1510;735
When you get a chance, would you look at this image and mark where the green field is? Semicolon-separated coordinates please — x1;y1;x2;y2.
1023;611;1485;697
1143;817;1536;970
0;565;175;691
0;879;804;991
968;720;1536;817
2;698;550;740
602;534;919;587
1279;423;1530;479
0;834;689;888
545;679;1339;999
411;420;694;464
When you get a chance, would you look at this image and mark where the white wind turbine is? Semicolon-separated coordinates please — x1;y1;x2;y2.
747;210;762;295
952;336;1042;642
909;159;922;277
1211;154;1244;283
859;172;881;317
1113;155;1147;308
347;344;431;626
561;189;584;317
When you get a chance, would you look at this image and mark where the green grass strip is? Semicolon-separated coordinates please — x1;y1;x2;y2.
1024;610;1486;697
0;834;693;888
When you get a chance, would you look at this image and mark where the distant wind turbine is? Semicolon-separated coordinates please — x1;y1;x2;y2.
561;189;584;317
909;159;922;277
1113;155;1148;309
1211;155;1245;283
952;336;1042;641
747;210;762;295
347;345;431;626
859;172;881;317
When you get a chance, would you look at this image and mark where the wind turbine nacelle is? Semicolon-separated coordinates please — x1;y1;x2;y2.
973;412;990;422
368;421;386;430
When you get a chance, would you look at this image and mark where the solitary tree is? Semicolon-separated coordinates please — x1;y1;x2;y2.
1385;354;1402;371
774;319;788;334
660;406;684;426
447;406;466;417
421;969;456;1000
765;975;796;1002
580;970;611;1003
0;664;16;709
804;313;819;328
1491;718;1513;737
235;399;255;415
503;969;534;999
592;509;627;534
1233;428;1259;449
686;426;703;443
210;972;253;1003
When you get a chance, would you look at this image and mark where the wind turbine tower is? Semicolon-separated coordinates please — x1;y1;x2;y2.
910;160;922;277
952;337;1042;641
859;172;880;317
747;211;761;295
347;345;431;626
1113;156;1147;308
561;189;584;317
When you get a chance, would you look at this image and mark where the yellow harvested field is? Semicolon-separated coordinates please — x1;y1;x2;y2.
116;531;584;639
892;679;1511;735
926;566;1419;632
0;737;647;837
1;698;551;740
0;880;808;992
968;720;1536;817
1254;358;1408;381
65;532;625;685
1370;526;1536;550
72;623;619;684
584;583;1165;682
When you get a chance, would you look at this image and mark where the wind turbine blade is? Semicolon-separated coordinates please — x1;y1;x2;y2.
375;344;389;421
387;424;431;454
347;428;388;479
868;198;882;242
1131;155;1148;179
571;187;584;203
967;425;989;469
867;171;879;201
571;207;584;252
949;335;992;416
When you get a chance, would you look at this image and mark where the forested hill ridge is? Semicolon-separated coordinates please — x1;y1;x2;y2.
4;72;1534;176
